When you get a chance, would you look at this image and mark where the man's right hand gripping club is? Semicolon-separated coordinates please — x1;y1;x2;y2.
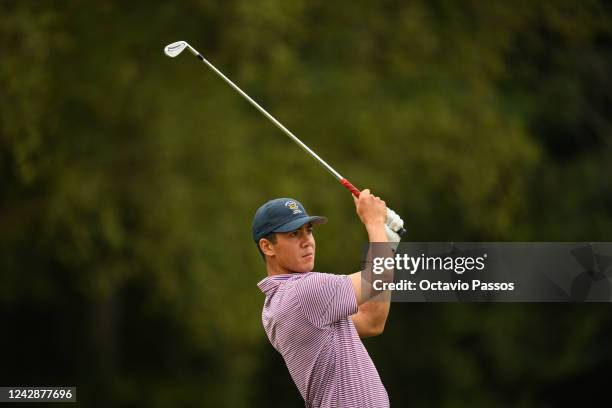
353;189;402;245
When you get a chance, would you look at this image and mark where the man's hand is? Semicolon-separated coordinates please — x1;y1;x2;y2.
353;189;387;227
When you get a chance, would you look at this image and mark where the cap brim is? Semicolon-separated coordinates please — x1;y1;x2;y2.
273;215;328;233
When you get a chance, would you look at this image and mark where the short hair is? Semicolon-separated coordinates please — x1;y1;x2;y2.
257;232;277;260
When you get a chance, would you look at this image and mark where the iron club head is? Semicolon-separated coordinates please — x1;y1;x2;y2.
164;41;193;58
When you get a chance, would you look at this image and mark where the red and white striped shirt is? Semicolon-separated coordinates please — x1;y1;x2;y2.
257;272;390;408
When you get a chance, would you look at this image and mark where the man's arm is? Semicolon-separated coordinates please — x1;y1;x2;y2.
350;271;392;338
348;190;394;338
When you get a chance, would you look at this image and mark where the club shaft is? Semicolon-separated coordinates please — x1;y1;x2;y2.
174;42;406;235
186;45;344;181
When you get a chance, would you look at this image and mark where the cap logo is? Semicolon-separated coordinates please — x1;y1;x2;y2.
285;200;302;214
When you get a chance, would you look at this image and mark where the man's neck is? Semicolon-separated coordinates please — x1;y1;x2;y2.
266;264;293;277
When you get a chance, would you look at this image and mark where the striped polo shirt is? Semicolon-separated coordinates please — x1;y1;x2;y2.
257;272;389;408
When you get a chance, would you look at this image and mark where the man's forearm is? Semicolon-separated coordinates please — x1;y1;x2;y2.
365;222;388;243
363;221;393;331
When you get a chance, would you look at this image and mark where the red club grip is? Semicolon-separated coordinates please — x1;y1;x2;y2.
340;178;361;197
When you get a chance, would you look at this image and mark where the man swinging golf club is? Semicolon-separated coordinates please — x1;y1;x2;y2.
164;41;404;406
254;190;399;408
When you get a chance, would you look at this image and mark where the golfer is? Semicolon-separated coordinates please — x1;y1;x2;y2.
254;190;398;407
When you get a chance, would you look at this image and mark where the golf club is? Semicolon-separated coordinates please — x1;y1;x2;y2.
164;40;405;236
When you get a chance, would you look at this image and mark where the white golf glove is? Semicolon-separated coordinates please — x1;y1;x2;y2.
384;224;401;243
384;208;403;252
385;208;404;235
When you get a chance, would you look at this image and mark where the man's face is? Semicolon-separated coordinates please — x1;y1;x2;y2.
268;223;316;273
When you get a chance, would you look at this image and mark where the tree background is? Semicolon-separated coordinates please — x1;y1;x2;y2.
1;1;611;406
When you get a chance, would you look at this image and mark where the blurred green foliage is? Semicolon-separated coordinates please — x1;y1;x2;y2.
1;1;611;407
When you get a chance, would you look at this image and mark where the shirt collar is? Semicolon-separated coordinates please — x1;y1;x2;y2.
257;273;304;295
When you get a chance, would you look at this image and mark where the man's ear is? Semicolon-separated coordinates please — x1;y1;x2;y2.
259;238;275;257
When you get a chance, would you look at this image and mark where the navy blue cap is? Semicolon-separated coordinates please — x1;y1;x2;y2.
252;198;327;242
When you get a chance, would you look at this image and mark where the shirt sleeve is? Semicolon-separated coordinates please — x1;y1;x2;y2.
295;273;358;328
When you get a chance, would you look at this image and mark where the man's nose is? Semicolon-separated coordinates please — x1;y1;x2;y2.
301;234;314;247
